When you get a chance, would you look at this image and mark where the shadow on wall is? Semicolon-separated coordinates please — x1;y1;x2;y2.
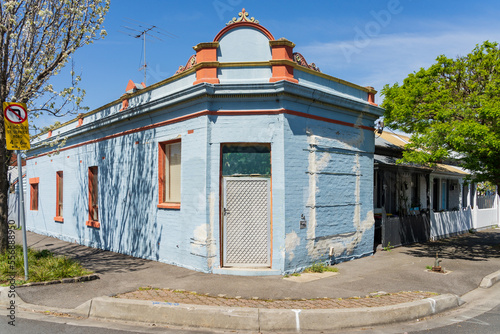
73;129;162;261
402;231;500;262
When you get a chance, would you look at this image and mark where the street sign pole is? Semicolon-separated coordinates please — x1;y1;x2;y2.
3;102;30;281
17;150;28;281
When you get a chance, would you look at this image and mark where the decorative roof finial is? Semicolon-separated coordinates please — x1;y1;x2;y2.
226;8;259;25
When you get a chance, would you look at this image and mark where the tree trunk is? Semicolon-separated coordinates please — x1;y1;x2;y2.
0;111;11;254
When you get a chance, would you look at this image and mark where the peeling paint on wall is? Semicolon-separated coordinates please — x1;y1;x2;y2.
309;210;374;260
191;223;208;255
305;127;374;262
285;231;300;261
207;192;217;269
343;114;365;149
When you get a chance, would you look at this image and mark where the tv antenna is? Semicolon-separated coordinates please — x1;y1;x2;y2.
119;18;177;85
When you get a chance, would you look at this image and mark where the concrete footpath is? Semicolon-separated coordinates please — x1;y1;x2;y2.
1;229;500;331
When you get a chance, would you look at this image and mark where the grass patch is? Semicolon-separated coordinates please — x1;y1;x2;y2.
0;245;92;286
303;262;339;274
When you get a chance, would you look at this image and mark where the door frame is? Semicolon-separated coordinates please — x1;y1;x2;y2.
219;143;273;268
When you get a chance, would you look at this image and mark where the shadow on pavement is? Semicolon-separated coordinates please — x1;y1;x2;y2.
401;231;500;262
26;234;153;274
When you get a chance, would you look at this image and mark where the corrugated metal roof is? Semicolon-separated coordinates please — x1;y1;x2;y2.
7;166;26;184
376;132;410;149
434;163;468;175
375;131;469;176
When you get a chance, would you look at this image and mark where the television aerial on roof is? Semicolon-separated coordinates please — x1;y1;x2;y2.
119;18;177;85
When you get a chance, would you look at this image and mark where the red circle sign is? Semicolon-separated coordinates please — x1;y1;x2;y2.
4;104;28;124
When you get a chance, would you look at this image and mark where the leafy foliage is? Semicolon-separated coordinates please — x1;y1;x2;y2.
0;0;110;254
382;41;500;185
0;0;109;119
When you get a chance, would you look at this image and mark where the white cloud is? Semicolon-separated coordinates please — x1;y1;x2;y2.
300;28;500;97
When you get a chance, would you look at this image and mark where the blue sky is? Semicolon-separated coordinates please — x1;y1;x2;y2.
38;0;500;129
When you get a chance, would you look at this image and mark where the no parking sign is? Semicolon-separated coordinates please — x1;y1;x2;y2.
3;102;30;150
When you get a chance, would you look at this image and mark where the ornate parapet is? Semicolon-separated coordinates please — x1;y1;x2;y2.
175;54;197;75
293;52;320;72
226;8;259;25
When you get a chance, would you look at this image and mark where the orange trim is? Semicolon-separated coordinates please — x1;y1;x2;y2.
158;142;166;204
56;171;63;218
125;79;137;92
54;216;64;223
158;139;181;206
29;177;39;184
368;92;378;106
270;42;294;61
47;130;52;138
77;118;83;127
270;41;297;83
195;47;218;63
187;129;194;134
30;182;39;211
269;65;298;83
119;98;129;111
193;67;220;85
28;109;375;160
157;203;181;210
213;22;274;42
192;42;219;85
88;166;98;225
86;220;100;228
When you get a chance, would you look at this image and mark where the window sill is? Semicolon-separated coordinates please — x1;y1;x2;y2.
54;216;64;223
157;203;181;210
86;220;100;228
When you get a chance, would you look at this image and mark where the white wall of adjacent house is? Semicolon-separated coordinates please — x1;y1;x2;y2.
430;175;473;240
473;184;499;230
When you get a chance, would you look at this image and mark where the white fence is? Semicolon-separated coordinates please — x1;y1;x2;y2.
473;193;499;230
431;208;473;240
430;194;499;240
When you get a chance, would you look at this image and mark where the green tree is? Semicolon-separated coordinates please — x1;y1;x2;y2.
0;0;110;254
381;41;500;185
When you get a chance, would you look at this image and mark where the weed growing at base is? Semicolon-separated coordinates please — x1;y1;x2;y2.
383;242;394;251
303;262;339;273
0;245;92;286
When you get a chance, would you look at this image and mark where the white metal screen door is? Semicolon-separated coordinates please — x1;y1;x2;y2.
223;177;271;267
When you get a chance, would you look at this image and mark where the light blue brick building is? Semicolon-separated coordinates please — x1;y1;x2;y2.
26;9;384;275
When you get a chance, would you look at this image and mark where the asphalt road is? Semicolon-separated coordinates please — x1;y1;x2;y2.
343;280;500;334
409;304;500;334
0;312;222;334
